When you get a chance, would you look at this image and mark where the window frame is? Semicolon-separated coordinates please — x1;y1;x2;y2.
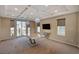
57;18;65;36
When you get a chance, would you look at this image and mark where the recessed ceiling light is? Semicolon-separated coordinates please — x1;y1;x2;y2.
44;5;49;7
31;12;33;15
54;10;58;13
14;8;18;11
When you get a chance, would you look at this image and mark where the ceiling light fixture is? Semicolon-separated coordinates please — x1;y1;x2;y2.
54;10;58;13
14;8;18;11
35;17;40;23
30;12;33;15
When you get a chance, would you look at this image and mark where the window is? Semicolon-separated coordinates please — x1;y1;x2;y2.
10;20;15;37
10;27;14;37
37;23;40;33
37;26;41;37
57;26;65;36
37;26;40;33
57;18;65;36
28;27;30;36
37;23;41;37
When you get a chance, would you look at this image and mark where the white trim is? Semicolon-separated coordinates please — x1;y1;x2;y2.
49;39;79;48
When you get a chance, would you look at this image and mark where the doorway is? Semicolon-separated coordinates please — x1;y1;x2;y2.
16;21;26;37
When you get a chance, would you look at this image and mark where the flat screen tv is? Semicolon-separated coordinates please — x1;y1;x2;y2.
42;24;50;29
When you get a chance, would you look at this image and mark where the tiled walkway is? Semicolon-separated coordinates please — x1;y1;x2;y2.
0;37;79;54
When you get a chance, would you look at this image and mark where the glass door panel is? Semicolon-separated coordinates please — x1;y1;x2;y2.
22;22;26;36
16;21;26;37
17;21;21;36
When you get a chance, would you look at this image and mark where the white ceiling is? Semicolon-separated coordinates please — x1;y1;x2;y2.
0;5;79;20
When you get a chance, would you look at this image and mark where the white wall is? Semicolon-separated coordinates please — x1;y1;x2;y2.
77;13;79;46
0;19;1;39
30;21;37;37
40;12;78;46
0;17;10;41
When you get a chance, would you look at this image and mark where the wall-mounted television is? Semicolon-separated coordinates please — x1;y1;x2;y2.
42;24;50;29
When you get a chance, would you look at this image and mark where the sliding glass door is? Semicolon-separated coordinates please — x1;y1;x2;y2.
17;21;21;36
21;22;26;36
16;21;26;37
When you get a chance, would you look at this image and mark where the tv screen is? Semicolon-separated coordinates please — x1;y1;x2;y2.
42;24;50;29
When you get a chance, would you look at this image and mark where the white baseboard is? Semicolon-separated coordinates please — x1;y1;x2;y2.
49;39;79;48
